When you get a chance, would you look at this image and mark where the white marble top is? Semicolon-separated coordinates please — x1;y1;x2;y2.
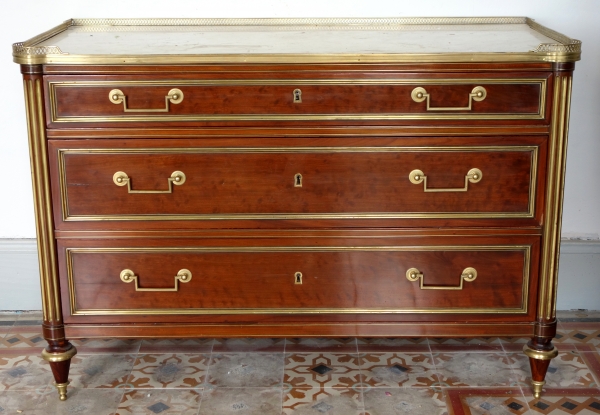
39;22;555;55
14;18;580;64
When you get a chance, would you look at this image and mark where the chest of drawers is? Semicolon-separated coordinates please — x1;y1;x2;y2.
13;17;581;401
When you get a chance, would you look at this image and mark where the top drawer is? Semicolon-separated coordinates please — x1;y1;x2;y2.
44;73;549;127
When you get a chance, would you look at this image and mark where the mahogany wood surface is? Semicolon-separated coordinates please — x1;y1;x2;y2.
44;70;552;128
64;322;537;339
15;24;578;400
48;136;548;230
56;234;541;325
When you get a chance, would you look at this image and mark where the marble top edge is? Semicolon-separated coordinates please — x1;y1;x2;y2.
67;17;531;26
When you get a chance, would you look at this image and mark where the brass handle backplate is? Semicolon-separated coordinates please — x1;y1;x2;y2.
108;88;184;112
409;168;482;192
113;171;186;193
406;267;477;290
411;86;486;111
120;268;192;292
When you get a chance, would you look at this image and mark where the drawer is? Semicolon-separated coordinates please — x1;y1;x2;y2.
59;236;537;317
51;141;541;223
45;75;548;127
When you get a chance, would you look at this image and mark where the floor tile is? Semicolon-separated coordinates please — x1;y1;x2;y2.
32;387;123;415
429;337;504;352
199;387;282;415
126;354;210;388
212;338;285;352
362;387;447;415
71;338;142;354
576;350;600;385
117;389;201;415
0;389;44;413
286;338;358;353
139;338;213;354
444;387;530;415
70;354;136;388
557;325;600;351
521;387;600;415
357;337;430;353
501;336;580;355
283;387;364;415
433;352;515;387
359;352;438;388
0;325;45;349
284;353;362;390
0;353;53;391
508;350;598;388
207;353;284;387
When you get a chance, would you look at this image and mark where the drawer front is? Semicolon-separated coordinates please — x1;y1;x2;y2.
54;144;539;222
61;239;535;316
46;76;547;126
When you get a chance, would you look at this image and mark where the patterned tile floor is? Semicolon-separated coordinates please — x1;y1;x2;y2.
0;311;599;414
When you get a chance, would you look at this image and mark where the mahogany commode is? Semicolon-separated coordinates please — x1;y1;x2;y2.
12;17;581;400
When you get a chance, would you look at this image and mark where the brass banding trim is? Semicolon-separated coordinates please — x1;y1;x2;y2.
66;245;530;316
58;145;538;221
41;345;77;362
48;78;547;123
522;345;559;360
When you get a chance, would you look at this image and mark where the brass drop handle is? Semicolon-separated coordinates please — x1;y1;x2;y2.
120;269;192;292
411;86;486;111
409;168;482;192
113;171;186;193
406;267;477;290
108;88;184;112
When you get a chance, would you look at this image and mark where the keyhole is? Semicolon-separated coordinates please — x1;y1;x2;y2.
294;173;303;187
293;88;302;103
295;272;303;284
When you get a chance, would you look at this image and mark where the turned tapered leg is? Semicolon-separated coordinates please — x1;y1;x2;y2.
523;338;558;399
42;341;77;401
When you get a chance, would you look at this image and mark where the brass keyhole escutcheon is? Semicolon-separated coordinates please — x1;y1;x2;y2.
293;88;302;103
294;173;303;187
295;272;303;284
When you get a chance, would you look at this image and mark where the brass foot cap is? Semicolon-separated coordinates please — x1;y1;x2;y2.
531;380;545;399
55;381;69;401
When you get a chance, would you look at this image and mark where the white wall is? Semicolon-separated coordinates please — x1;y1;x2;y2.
1;0;599;238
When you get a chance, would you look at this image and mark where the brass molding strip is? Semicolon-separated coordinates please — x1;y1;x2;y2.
24;78;62;324
65;244;530;316
48;78;547;123
57;145;538;222
538;74;573;321
13;17;581;64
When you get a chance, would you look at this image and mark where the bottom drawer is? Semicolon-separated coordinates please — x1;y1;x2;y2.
59;236;538;317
